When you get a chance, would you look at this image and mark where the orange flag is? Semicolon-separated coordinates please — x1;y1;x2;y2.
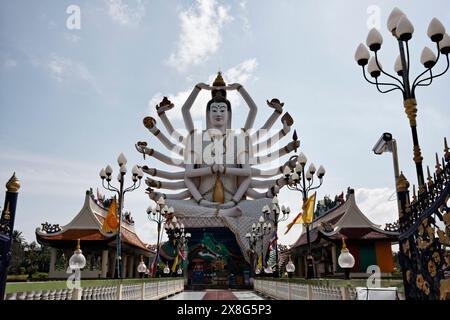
102;198;119;232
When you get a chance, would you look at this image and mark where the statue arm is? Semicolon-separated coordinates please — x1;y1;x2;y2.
250;101;285;141
222;165;251;177
145;177;186;190
135;144;184;168
184;164;204;203
147;189;191;201
251;157;297;177
145;122;184;156
253;120;291;154
231;165;252;203
182;84;210;133
245;187;279;199
255;140;300;164
236;86;258;130
141;166;184;180
157;109;184;142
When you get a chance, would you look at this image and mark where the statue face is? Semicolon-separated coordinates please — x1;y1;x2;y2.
209;102;228;128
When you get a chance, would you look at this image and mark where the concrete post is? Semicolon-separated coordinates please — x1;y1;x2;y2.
306;284;312;300
340;286;350;300
101;250;108;278
141;282;145;300
116;284;123;300
71;288;82;300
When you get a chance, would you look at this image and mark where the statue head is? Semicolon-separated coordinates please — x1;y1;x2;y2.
206;93;231;131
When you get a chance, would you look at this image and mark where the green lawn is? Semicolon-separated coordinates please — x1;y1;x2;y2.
5;278;180;294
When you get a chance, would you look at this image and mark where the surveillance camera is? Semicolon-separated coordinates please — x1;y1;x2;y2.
373;132;393;155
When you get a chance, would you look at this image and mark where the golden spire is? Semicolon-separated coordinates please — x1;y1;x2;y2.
6;172;20;193
396;171;410;192
341;237;347;250
140;255;144;262
435;153;442;173
76;239;81;250
212;71;226;87
412;185;417;203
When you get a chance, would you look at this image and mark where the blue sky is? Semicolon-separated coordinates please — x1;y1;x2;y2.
1;0;449;246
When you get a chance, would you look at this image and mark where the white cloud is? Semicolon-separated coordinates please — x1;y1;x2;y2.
224;58;257;83
105;0;146;26
3;59;17;68
64;33;81;43
148;58;258;126
167;0;233;71
33;53;101;94
238;0;251;34
355;187;398;228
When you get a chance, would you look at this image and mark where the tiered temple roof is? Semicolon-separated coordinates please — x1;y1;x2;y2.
290;189;399;249
36;190;153;254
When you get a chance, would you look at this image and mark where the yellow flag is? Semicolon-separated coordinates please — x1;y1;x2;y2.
257;254;262;270
171;255;179;273
102;198;119;232
284;193;316;234
302;193;316;224
284;212;303;234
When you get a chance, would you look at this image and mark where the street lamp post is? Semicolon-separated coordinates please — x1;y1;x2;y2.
99;153;143;278
146;197;172;277
286;255;296;278
137;255;147;278
249;215;272;276
284;153;325;279
337;238;355;280
261;196;290;277
355;7;450;195
164;216;190;277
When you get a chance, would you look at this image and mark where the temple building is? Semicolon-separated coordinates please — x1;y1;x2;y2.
36;190;154;279
289;188;398;278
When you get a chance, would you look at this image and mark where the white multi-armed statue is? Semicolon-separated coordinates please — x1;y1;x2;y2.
135;72;299;261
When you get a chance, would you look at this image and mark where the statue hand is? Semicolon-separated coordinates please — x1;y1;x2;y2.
196;83;211;90
287;140;300;152
212;164;220;173
156;102;174;113
226;83;242;91
218;165;225;173
219;201;235;209
199;199;221;208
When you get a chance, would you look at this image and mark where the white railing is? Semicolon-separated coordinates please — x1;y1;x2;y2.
254;279;360;300
5;279;184;301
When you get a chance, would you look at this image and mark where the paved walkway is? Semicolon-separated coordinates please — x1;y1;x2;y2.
167;290;265;300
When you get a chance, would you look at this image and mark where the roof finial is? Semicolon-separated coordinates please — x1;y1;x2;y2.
6;172;20;193
341;237;347;250
76;238;81;250
212;71;226;87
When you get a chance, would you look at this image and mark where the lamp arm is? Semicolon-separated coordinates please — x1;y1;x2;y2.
412;42;441;88
104;180;119;193
375;51;405;87
376;78;403;94
309;179;323;192
362;67;404;93
412;54;449;97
